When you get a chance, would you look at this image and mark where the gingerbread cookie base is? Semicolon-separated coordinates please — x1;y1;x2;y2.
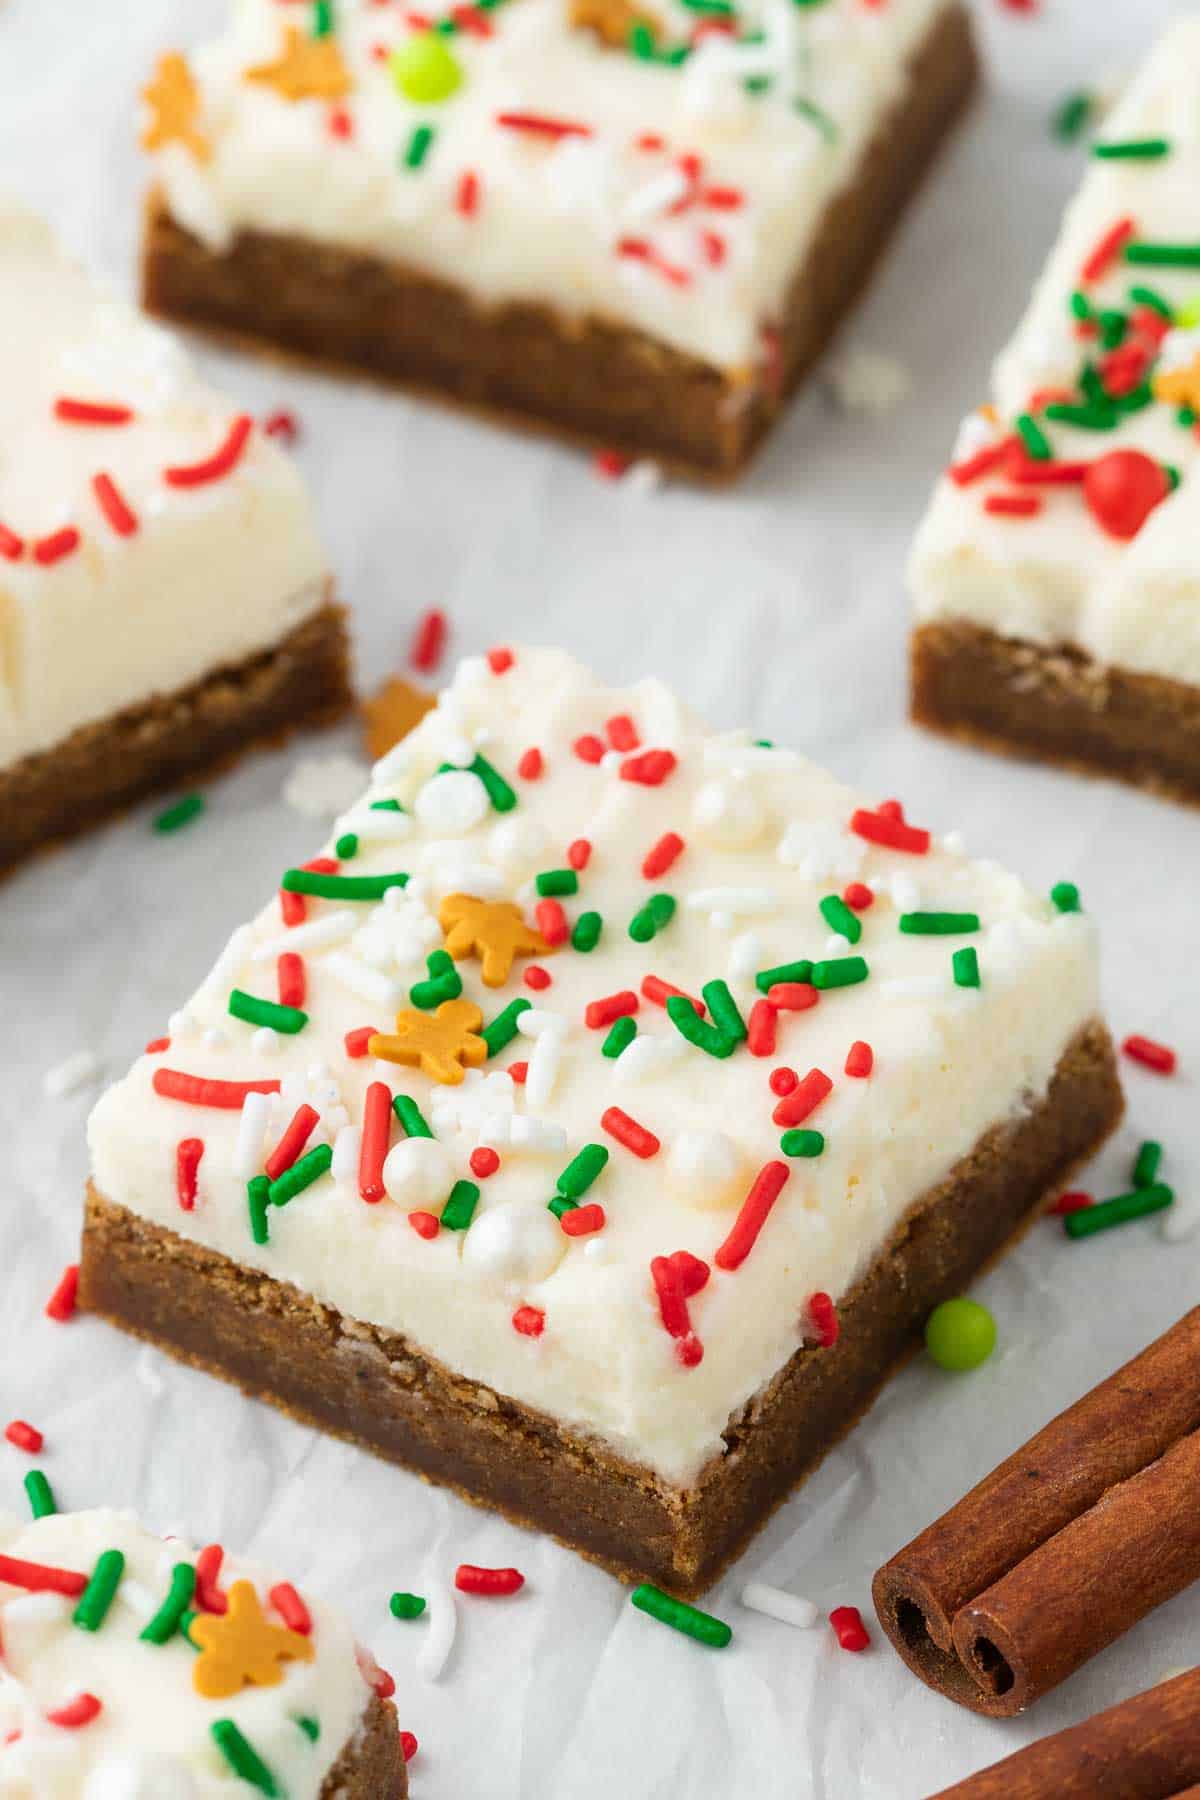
80;1020;1120;1599
323;1694;408;1800
0;601;352;877
140;6;976;481
911;620;1200;808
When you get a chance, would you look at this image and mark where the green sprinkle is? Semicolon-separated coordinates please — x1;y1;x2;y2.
440;1179;479;1231
390;32;462;103
1093;137;1171;160
1178;406;1196;428
141;1562;197;1645
793;96;837;141
334;833;359;860
268;1143;333;1208
1133;1141;1163;1188
280;869;408;902
924;1298;996;1372
24;1470;56;1519
180;1610;200;1647
547;1195;578;1220
390;1591;427;1620
74;1549;125;1633
212;1721;281;1797
629;893;676;942
1165;461;1182;491
1052;90;1093;142
313;0;335;35
1126;240;1200;268
393;1094;434;1139
153;793;204;834
819;894;861;944
1098;308;1127;349
952;946;981;989
811;956;868;990
1065;1184;1173;1238
1129;283;1173;319
756;959;812;994
1045;401;1117;431
296;1717;320;1743
469;753;517;813
1069;289;1093;321
630;1584;732;1648
780;1128;824;1157
701;979;747;1045
229;990;308;1035
1050;881;1081;913
1016;412;1053;462
899;912;980;936
370;798;405;812
557;1143;609;1200
536;869;578;898
602;1016;636;1058
410;948;463;1009
482;997;530;1057
666;994;735;1058
572;910;603;952
629;20;656;56
248;1175;271;1246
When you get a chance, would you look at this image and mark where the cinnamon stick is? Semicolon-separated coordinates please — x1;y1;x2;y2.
873;1308;1200;1715
926;1668;1200;1797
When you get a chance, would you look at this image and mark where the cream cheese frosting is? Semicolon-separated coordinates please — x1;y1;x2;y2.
0;1507;374;1799
0;196;327;769
143;0;949;372
910;19;1200;687
88;648;1100;1488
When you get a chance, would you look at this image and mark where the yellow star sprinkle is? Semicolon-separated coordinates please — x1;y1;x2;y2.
192;1581;314;1701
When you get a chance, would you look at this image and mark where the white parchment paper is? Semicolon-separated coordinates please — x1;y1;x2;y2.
0;2;1196;1794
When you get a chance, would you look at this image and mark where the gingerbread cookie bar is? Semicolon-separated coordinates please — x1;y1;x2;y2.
0;1506;406;1796
83;648;1120;1597
138;0;976;480
0;197;349;876
910;20;1200;804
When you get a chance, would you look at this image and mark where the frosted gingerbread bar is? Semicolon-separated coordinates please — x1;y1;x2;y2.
910;19;1200;805
0;197;349;875
138;0;976;480
0;1505;406;1796
83;648;1120;1597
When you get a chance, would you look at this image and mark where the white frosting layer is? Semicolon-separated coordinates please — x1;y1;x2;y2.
910;20;1200;686
0;1509;370;1799
147;0;948;371
0;196;327;769
89;648;1100;1487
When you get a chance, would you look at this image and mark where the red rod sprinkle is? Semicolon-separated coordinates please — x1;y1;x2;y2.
606;712;640;751
269;1582;312;1635
508;1061;528;1085
714;1162;790;1272
640;974;705;1017
642;832;685;879
601;1106;660;1158
512;1304;544;1336
45;1265;79;1323
344;1026;377;1059
263;409;298;443
769;1066;798;1097
265;1104;319;1182
194;1545;228;1615
495;110;591;139
45;1693;102;1729
164;414;253;488
650;1255;690;1337
524;965;551;991
747;998;777;1058
359;1081;393;1203
280;887;307;927
670;1250;710;1297
517;747;544;780
984;492;1042;517
92;472;138;537
411;608;447;672
535;898;569;945
829;1605;870;1652
175;1138;204;1211
277;951;306;1010
1050;1190;1093;1216
773;1068;832;1128
843;882;874;911
1008;454;1090;486
327;104;353;139
584;990;638;1029
54;398;133;425
560;1202;605;1236
844;1040;874;1079
567;838;592;870
574;734;605;764
487;646;514;674
152;1070;281;1108
766;982;818;1012
1122;1033;1176;1074
33;528;80;565
455;169;481;216
4;1421;44;1454
0;522;24;560
947;437;1017;487
409;1211;440;1240
145;1036;170;1054
0;1554;87;1596
594;449;631;480
455;1564;526;1595
849;808;930;855
470;1146;500;1179
807;1291;839;1347
620;749;678;786
1080;214;1135;285
400;1731;419;1763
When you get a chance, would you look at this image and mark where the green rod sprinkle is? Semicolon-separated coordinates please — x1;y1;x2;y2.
410;949;463;1009
755;959;812;994
780;1129;824;1158
1133;1141;1163;1188
819;894;861;943
313;0;335;36
390;1591;427;1620
630;1583;732;1648
1128;284;1173;319
1050;881;1081;913
701;979;747;1044
1052;90;1093;141
811;956;868;990
899;912;980;936
393;1094;434;1139
536;869;578;897
1125;241;1200;267
153;793;204;834
440;1179;480;1231
334;833;359;860
952;946;981;989
572;910;603;952
24;1470;56;1519
1016;412;1053;462
141;1562;197;1644
1044;402;1117;430
470;753;517;813
211;1721;281;1797
557;1143;609;1200
403;122;435;169
280;869;409;901
1093;137;1171;159
296;1716;320;1742
1064;1183;1173;1239
74;1549;125;1632
793;95;837;141
601;1015;636;1058
229;990;308;1034
547;1195;578;1220
482;997;530;1057
268;1143;333;1208
666;994;735;1058
629;893;676;943
370;798;405;812
248;1175;271;1247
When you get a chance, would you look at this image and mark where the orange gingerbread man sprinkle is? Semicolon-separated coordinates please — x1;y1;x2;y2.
369;997;487;1086
1153;356;1200;412
439;894;552;988
191;1580;314;1700
362;677;437;761
245;27;353;102
141;53;211;164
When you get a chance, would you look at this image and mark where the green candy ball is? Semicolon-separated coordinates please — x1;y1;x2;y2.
924;1298;996;1372
390;34;463;104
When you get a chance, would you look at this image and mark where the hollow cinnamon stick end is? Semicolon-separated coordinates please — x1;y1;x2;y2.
872;1563;1021;1717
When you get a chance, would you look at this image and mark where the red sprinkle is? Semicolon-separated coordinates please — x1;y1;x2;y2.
175;1138;204;1211
470;1146;501;1179
400;1731;419;1764
773;1068;832;1128
842;882;874;911
601;1105;660;1159
574;733;605;764
327;103;353;138
844;1040;874;1079
153;1070;281;1109
194;1545;228;1615
1122;1033;1176;1075
344;1026;377;1059
4;1421;44;1454
508;1060;528;1085
807;1291;839;1348
0;522;24;560
512;1304;545;1336
263;409;298;444
0;1554;87;1597
455;169;481;215
585;990;638;1030
411;608;447;673
269;1582;312;1634
560;1203;606;1236
701;185;743;210
606;713;641;751
651;1253;695;1343
620;749;677;787
1007;454;1089;486
524;965;552;991
766;982;818;1012
164;414;253;488
829;1605;870;1653
1080;214;1136;285
455;1564;526;1596
356;1645;395;1698
45;1265;80;1323
277;952;306;1010
535;898;569;945
54;398;134;426
517;747;544;780
714;1162;790;1272
849;807;930;855
700;229;726;267
46;1694;102;1730
671;1250;710;1297
641;974;705;1017
92;472;138;537
769;1066;798;1097
746;998;777;1059
496;110;591;140
984;492;1042;517
487;646;514;674
144;1037;171;1054
409;1211;440;1240
948;437;1016;487
594;448;632;481
280;888;307;927
265;1104;319;1182
359;1081;393;1203
567;838;592;871
1050;1190;1094;1216
642;832;685;879
33;528;81;566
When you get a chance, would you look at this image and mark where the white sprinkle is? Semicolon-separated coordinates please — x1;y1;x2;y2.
43;1049;100;1097
624;460;662;497
332;1123;361;1184
116;1579;157;1622
888;874;922;913
825;347;911;417
623;167;691;222
615;1035;687;1085
881;975;950;1001
323;952;404;1013
740;1582;819;1629
415;769;490;836
728;932;763;983
252;909;359;961
525;1028;563;1109
509;1115;568;1154
418;1580;457;1682
201;1028;228;1050
516;1009;567;1039
941;830;966;856
686;887;776;915
252;1027;281;1057
233;1089;273;1180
